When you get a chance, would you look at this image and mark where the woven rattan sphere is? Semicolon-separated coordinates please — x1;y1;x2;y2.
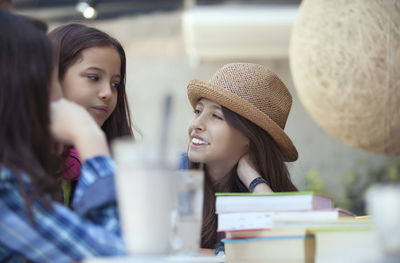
290;0;400;155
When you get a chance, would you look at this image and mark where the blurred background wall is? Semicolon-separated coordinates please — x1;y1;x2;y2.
12;0;400;214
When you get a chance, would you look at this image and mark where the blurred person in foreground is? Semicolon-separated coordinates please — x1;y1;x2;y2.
0;9;125;263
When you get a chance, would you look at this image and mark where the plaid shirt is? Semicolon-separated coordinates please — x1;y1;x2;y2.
0;156;125;263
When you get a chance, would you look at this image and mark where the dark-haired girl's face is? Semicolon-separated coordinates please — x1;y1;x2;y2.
188;98;249;179
61;46;120;126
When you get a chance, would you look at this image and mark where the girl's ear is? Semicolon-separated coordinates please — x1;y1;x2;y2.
245;138;250;150
240;139;250;156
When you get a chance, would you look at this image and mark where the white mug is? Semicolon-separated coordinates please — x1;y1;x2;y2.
113;138;178;255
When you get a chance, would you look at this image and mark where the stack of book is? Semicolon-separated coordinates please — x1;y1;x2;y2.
306;216;382;263
216;192;379;263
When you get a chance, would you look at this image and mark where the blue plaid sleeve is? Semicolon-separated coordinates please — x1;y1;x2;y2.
72;156;117;216
0;156;125;263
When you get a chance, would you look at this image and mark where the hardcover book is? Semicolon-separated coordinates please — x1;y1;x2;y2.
215;191;333;214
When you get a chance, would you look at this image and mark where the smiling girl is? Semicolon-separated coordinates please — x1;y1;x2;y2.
186;63;299;251
49;24;134;205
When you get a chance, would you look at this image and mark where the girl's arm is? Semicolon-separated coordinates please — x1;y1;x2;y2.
0;156;124;263
237;154;273;193
51;99;118;214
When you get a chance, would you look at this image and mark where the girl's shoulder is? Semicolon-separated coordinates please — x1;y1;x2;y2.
0;165;15;182
0;165;31;189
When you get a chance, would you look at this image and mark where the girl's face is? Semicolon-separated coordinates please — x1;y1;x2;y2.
188;98;249;169
61;45;120;126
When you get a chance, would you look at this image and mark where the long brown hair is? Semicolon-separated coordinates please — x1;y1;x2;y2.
0;10;61;218
48;23;134;142
190;106;298;248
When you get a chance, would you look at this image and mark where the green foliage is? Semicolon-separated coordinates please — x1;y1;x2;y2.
304;157;400;216
304;167;326;195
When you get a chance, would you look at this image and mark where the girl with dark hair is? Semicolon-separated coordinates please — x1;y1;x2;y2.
186;63;299;251
0;10;124;262
48;23;134;205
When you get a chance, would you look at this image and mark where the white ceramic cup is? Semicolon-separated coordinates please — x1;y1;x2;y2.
113;139;178;255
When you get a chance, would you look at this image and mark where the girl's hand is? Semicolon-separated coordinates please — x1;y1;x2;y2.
50;98;109;160
237;153;273;193
237;153;260;186
50;99;96;143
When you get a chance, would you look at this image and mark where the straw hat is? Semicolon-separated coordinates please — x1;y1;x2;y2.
187;63;298;162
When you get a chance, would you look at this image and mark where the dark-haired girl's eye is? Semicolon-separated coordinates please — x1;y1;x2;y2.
87;75;99;81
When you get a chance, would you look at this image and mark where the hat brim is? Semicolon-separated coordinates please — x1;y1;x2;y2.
187;79;298;162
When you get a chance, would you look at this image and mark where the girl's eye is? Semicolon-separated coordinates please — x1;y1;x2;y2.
213;114;223;120
194;109;201;115
112;83;120;88
88;75;99;81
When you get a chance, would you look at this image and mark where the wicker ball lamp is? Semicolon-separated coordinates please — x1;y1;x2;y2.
290;0;400;155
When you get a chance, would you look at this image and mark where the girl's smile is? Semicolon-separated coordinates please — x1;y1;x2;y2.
190;134;210;149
